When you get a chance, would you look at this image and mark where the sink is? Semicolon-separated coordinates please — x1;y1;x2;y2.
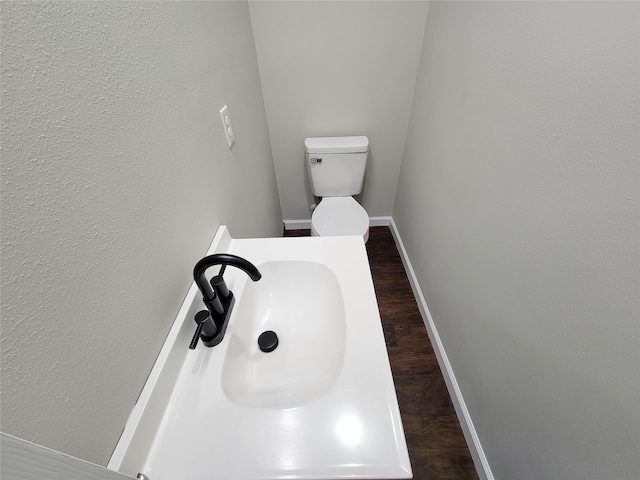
222;260;346;408
108;227;411;480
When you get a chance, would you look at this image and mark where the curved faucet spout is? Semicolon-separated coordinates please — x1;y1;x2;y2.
193;253;262;301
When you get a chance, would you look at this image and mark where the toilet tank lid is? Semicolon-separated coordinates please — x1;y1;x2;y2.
305;136;369;154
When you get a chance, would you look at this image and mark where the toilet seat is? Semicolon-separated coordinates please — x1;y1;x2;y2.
311;197;369;243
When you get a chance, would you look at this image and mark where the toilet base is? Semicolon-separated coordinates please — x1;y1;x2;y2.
310;226;369;244
310;197;370;243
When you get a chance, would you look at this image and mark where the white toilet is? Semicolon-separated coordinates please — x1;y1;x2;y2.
305;136;370;243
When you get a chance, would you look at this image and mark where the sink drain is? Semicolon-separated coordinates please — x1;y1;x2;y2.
258;330;278;352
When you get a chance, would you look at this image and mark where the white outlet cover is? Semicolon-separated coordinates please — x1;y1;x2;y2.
219;105;235;148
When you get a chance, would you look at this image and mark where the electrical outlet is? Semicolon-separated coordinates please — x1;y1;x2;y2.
219;105;235;148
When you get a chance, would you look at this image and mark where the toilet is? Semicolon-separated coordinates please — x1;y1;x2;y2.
305;136;370;243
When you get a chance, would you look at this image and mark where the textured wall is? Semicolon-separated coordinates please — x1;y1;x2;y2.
394;2;639;479
1;1;281;466
249;1;428;220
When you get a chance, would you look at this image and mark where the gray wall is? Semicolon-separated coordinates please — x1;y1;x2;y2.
249;0;428;220
0;1;281;466
394;2;639;479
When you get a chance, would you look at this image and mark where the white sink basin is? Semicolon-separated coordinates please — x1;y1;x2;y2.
222;260;346;408
108;227;411;480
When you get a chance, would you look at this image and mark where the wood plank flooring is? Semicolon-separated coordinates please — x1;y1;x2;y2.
284;227;479;480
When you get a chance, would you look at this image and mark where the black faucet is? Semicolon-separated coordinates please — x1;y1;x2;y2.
189;254;262;349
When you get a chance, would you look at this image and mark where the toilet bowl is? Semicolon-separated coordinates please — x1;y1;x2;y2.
311;197;369;243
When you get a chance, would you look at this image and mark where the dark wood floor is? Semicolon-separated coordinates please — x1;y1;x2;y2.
284;227;478;480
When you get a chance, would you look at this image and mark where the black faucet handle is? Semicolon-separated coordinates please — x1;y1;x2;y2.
189;310;218;350
210;274;230;299
189;323;204;350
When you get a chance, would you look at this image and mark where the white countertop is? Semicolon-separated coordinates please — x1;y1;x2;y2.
108;227;411;480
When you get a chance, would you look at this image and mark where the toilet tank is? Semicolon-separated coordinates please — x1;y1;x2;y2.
305;136;369;197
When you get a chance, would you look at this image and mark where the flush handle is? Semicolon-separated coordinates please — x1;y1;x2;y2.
310;157;322;164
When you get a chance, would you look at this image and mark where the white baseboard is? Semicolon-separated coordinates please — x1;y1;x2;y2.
388;218;494;480
369;216;392;227
283;216;393;231
283;219;311;230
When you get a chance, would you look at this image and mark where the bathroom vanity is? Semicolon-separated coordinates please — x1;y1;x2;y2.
108;226;411;480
